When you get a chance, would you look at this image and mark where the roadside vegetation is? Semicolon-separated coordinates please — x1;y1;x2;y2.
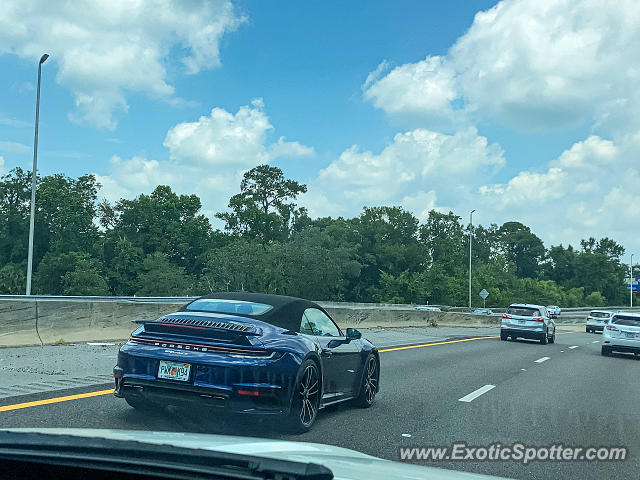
0;166;631;307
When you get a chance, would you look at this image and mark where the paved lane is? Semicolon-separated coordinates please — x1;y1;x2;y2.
2;330;638;479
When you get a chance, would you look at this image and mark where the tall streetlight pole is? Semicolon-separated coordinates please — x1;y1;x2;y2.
25;53;49;296
469;209;476;309
631;253;635;308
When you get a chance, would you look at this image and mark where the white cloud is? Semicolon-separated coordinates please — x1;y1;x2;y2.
0;156;4;176
0;1;244;129
364;0;640;132
0;140;31;155
306;127;504;215
478;134;640;250
269;137;316;158
96;101;314;220
363;56;459;125
163;100;315;166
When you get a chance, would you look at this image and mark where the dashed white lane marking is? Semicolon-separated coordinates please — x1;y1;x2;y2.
591;340;600;344
534;357;550;363
569;346;579;349
459;384;496;403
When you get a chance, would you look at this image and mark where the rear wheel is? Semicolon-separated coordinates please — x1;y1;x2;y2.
548;329;555;344
353;355;379;408
540;328;548;345
286;360;321;433
601;346;611;356
500;331;508;341
586;327;590;333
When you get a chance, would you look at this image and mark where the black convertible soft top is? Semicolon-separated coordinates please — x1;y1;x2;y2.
181;292;330;332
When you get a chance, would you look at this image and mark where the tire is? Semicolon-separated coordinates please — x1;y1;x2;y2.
500;331;508;341
353;355;379;408
548;329;555;344
601;346;611;356
586;327;590;333
510;335;518;341
285;359;321;433
540;328;548;345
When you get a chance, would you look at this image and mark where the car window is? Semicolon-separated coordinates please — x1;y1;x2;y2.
506;306;540;316
299;315;315;335
590;311;609;318
611;315;640;327
185;299;273;315
303;308;341;337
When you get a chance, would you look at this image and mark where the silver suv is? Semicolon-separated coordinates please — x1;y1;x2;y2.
501;304;556;344
601;312;640;357
586;310;618;333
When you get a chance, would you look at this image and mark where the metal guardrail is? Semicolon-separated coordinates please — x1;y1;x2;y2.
1;295;639;311
0;295;195;303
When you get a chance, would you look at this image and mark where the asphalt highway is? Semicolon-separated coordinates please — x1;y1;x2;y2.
2;329;638;479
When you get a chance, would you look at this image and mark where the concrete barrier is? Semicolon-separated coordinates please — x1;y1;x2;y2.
0;296;505;347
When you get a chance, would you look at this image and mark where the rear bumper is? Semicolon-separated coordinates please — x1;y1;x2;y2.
501;327;544;340
114;342;302;415
602;337;640;354
586;323;605;331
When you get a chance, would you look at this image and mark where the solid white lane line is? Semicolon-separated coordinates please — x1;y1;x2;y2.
458;384;495;403
569;346;579;349
534;357;550;363
591;340;599;343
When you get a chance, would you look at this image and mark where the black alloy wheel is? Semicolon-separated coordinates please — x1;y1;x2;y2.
354;355;379;408
287;360;321;433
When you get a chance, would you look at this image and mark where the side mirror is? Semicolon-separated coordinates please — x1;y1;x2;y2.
346;328;362;340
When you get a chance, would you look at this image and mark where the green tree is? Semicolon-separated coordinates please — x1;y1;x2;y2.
136;253;192;296
100;185;212;274
496;221;545;278
216;165;307;242
33;252;108;295
0;262;26;294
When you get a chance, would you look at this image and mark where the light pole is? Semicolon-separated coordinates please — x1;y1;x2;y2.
25;53;49;296
631;253;635;308
469;209;475;309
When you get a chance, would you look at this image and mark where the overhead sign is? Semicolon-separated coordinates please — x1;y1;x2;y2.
625;277;640;292
479;289;489;300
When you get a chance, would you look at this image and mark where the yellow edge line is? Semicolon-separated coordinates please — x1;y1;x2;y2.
379;336;498;352
0;389;113;413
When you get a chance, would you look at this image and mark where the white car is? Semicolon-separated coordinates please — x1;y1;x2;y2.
546;305;561;317
501;303;556;344
586;310;617;333
414;305;441;311
602;312;640;357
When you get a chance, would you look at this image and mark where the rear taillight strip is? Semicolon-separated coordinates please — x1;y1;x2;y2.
129;336;266;355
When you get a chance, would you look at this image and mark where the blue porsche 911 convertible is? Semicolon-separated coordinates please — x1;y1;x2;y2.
113;292;380;432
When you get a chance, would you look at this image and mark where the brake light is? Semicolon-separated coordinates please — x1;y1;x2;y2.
606;325;618;331
502;314;512;319
237;389;260;396
586;317;592;321
533;317;544;322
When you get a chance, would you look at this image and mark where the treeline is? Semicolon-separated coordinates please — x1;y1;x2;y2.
0;165;631;307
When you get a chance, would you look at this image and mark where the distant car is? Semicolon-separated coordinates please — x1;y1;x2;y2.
601;311;640;357
586;310;618;333
471;308;493;316
546;305;561;316
114;292;380;432
500;303;556;344
414;305;441;311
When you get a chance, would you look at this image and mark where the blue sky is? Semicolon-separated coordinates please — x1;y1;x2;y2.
1;0;639;255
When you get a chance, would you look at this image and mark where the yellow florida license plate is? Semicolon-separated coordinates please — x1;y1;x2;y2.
157;360;191;381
